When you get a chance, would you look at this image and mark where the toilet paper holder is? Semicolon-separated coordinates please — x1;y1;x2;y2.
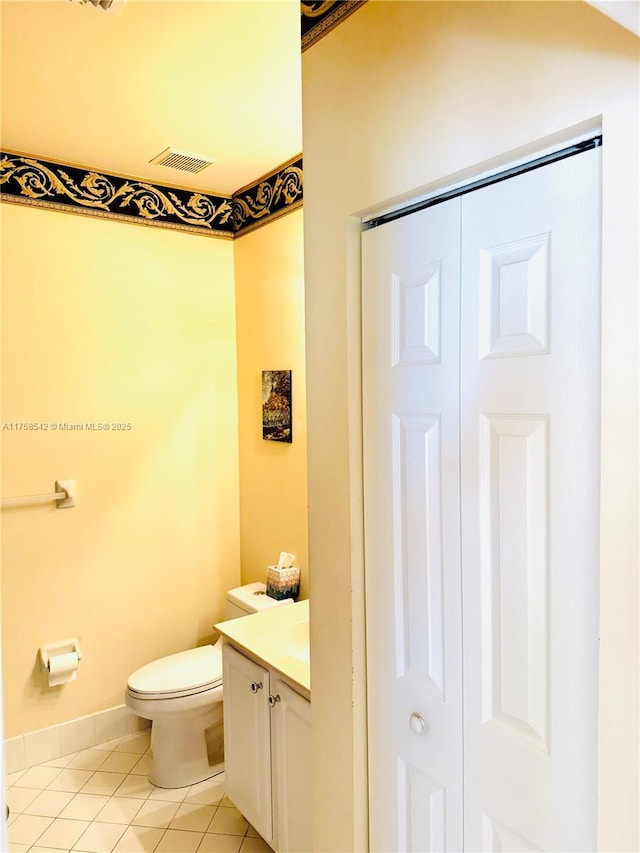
39;637;83;673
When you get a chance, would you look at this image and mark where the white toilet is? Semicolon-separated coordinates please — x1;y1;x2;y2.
125;582;292;788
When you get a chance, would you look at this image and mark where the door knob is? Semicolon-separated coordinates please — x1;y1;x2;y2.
250;681;263;693
268;694;281;707
409;712;427;735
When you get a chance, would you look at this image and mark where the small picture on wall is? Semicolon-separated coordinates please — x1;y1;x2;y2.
262;370;292;443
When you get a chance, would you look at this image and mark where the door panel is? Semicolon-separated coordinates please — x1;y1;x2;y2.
461;149;601;851
363;198;464;851
393;413;445;699
478;413;550;751
399;758;446;853
363;148;601;852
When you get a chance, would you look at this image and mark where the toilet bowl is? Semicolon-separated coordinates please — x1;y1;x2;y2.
125;582;292;788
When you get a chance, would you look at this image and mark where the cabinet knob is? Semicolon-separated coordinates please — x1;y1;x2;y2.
268;694;281;707
409;713;427;735
250;681;263;694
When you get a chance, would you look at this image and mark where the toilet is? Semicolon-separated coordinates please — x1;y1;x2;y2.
125;582;292;788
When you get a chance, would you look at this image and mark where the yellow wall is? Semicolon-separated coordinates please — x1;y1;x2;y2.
1;203;241;737
302;2;639;850
234;210;308;599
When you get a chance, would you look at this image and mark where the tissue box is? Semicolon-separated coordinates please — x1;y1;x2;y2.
266;565;300;600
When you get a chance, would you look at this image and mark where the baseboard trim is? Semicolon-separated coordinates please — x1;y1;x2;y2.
4;705;150;774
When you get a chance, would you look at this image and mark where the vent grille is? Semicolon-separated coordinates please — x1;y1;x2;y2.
149;148;217;175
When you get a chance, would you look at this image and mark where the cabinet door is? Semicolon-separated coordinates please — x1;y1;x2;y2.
222;644;273;843
270;678;313;853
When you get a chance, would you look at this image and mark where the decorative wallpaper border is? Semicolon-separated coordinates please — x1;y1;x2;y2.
301;0;368;51
232;156;303;237
0;150;303;239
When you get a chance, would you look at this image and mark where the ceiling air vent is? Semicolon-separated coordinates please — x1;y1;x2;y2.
149;148;217;175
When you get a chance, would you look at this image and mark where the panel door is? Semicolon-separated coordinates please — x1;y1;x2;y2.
222;644;273;844
362;198;464;851
460;149;601;851
270;679;313;853
363;148;601;851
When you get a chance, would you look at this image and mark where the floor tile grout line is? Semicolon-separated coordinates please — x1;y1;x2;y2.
10;797;249;836
6;735;270;853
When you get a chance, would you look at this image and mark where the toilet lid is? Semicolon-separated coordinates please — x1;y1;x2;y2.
127;642;223;699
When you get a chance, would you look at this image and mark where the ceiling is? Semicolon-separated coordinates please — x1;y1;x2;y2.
0;0;303;196
585;0;640;36
1;0;636;202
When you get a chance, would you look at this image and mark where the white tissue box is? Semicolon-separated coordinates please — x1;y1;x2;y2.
266;565;300;601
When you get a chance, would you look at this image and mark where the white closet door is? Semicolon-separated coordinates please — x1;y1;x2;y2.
460;149;601;851
362;199;464;852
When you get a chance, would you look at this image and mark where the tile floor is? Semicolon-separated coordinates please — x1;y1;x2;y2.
5;731;273;853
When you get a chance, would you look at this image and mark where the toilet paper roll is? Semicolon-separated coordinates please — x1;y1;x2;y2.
47;651;79;687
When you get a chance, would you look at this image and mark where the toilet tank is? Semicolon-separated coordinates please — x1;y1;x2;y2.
225;581;293;620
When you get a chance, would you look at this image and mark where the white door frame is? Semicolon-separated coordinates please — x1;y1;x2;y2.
348;119;636;851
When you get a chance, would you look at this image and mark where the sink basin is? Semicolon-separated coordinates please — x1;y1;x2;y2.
277;620;310;663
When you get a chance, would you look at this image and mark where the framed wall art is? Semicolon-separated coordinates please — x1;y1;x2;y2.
262;370;292;443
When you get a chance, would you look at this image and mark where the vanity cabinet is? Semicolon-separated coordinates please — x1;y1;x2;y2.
222;644;273;840
270;676;313;853
222;643;312;853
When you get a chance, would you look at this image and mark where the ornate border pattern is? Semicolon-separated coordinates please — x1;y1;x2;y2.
0;151;303;238
232;157;303;237
0;152;235;237
301;0;367;51
0;2;361;234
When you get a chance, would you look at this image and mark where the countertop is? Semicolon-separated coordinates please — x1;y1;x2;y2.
215;599;310;698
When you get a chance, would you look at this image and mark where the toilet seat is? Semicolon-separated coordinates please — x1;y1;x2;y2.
124;582;294;788
127;639;223;701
